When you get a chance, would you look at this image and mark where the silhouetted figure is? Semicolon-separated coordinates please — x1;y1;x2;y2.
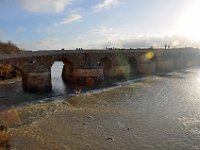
164;44;167;50
168;45;170;49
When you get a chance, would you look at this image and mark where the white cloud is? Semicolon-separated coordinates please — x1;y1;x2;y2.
90;25;200;49
19;37;84;50
18;24;200;51
18;34;200;51
91;25;120;39
91;25;112;34
54;14;82;26
19;38;65;50
117;35;200;49
20;0;72;13
91;25;121;47
93;0;122;11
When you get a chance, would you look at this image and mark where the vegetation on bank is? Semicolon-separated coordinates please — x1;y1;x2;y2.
0;41;21;54
0;41;21;80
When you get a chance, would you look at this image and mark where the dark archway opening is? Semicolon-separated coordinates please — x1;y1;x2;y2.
98;57;112;78
128;57;137;76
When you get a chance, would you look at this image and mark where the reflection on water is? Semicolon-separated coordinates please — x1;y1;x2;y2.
0;62;125;108
51;62;68;94
0;62;70;108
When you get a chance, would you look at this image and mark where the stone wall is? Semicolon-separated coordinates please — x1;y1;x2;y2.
0;48;199;92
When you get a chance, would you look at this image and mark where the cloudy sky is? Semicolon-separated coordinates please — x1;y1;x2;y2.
0;0;200;50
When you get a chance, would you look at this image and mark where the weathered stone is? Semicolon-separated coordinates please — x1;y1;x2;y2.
22;71;52;92
0;48;199;92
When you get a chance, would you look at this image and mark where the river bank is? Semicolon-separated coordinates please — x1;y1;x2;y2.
1;68;200;149
1;79;157;150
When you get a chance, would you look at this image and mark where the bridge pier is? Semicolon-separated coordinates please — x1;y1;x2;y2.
62;65;104;85
22;71;52;92
137;63;156;75
108;63;155;78
112;65;130;78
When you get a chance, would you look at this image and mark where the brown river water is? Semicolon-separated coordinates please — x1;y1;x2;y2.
1;67;200;149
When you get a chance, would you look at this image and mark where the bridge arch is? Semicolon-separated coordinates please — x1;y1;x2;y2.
98;57;113;78
50;57;74;82
128;57;138;76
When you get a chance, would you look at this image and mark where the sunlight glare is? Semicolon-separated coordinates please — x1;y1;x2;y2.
178;1;200;41
145;52;155;60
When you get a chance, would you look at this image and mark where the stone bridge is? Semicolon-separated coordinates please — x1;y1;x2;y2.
0;48;199;92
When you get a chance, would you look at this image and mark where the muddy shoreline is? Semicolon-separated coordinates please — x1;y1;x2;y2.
1;78;156;150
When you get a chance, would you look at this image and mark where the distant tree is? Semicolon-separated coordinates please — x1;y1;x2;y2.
0;41;21;54
148;46;154;49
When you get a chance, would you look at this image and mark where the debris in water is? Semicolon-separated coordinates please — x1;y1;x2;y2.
28;110;33;114
103;102;109;106
85;144;91;147
117;122;123;127
74;89;82;94
106;137;115;142
62;101;70;106
127;127;131;131
124;93;128;97
7;81;14;84
86;116;94;119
